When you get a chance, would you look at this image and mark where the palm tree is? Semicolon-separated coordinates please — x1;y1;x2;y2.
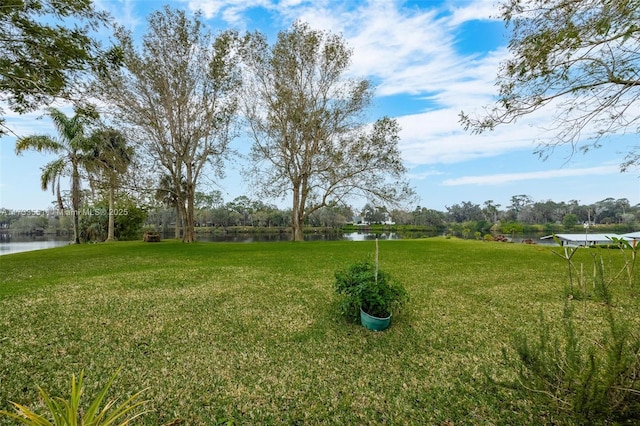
88;129;133;241
15;108;94;243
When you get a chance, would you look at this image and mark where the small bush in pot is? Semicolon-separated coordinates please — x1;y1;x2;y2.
334;260;408;325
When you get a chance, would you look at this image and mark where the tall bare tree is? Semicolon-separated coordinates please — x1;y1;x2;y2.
460;0;640;170
97;6;239;242
241;22;413;241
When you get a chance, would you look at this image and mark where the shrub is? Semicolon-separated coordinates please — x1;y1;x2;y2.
504;305;640;423
79;201;147;242
501;236;640;423
334;261;407;321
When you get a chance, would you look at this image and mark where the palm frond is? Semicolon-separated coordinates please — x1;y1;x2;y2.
47;108;85;147
15;136;64;155
40;158;68;192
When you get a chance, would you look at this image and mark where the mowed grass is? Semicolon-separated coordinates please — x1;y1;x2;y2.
0;238;638;425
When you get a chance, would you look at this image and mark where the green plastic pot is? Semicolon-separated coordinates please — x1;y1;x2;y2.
360;308;391;331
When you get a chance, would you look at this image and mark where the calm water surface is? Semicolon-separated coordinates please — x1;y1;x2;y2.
0;231;554;256
0;232;404;255
0;237;70;256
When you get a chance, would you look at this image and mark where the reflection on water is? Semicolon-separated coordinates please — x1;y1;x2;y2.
0;230;557;256
0;237;69;256
180;231;407;243
0;231;407;254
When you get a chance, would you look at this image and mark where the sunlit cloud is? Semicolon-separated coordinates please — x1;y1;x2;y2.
396;105;555;165
445;0;502;26
96;0;144;32
181;0;272;22
407;169;446;180
1;101;76;138
442;165;621;186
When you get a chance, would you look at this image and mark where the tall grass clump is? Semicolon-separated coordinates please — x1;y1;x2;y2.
550;235;638;303
505;304;640;423
502;237;640;423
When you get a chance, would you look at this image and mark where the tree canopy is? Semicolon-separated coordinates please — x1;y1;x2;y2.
241;21;413;241
97;6;240;243
0;0;119;136
460;0;640;170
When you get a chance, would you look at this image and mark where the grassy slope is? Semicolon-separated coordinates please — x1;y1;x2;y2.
0;238;637;425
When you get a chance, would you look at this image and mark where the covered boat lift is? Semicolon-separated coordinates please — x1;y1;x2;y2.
541;232;640;247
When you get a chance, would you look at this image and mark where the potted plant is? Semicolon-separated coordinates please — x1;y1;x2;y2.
334;242;407;331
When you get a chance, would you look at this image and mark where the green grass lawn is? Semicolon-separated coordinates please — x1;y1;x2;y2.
0;238;638;425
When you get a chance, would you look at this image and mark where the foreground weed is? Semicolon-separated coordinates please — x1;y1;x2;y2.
610;236;639;287
550;234;580;296
550;234;635;303
504;304;640;423
503;238;640;423
0;370;148;425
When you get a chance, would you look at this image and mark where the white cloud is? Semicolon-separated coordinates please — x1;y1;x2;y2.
442;165;621;186
2;111;54;138
147;0;272;29
186;1;486;98
185;0;224;18
396;104;558;165
95;0;144;32
407;169;445;180
274;3;343;35
1;100;76;138
176;1;506;102
446;0;502;26
338;3;467;97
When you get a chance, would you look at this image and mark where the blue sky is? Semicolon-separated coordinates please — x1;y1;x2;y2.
1;0;639;212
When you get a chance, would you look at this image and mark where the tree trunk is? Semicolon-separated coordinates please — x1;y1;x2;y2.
106;181;115;241
183;187;196;243
291;211;304;241
71;161;81;244
174;206;181;239
291;188;304;241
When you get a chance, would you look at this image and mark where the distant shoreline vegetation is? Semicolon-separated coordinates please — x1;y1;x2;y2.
2;196;639;243
3;222;636;241
2;201;638;242
193;224;444;234
192;223;637;238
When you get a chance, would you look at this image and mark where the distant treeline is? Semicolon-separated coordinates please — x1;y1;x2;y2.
1;195;637;241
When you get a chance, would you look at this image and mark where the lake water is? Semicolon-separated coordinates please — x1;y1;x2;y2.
0;231;555;256
0;237;70;256
192;231;409;243
0;231;413;255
